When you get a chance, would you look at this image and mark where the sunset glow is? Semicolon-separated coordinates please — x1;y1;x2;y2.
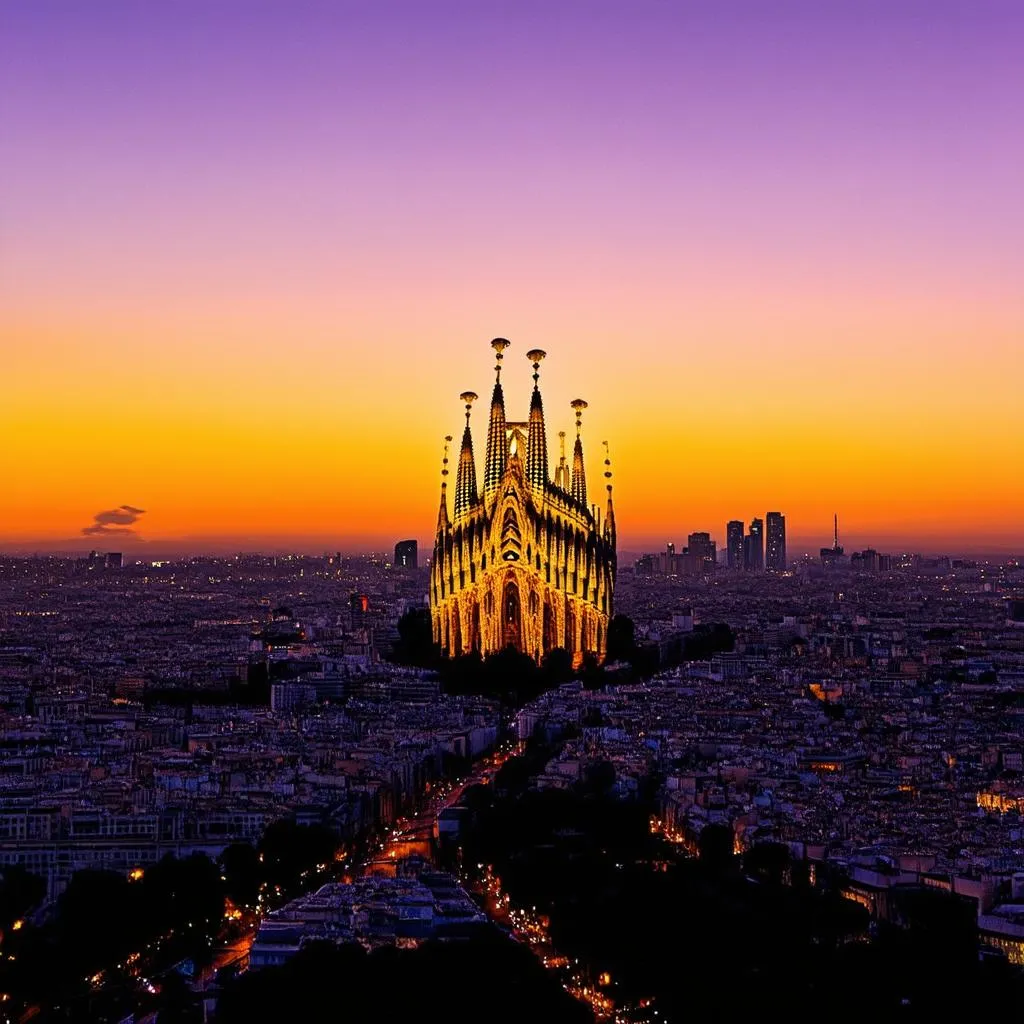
4;1;1022;554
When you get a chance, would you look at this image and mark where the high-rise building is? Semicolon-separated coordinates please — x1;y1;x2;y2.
765;512;786;572
430;339;616;665
726;520;744;569
744;517;764;571
394;539;418;569
105;552;123;569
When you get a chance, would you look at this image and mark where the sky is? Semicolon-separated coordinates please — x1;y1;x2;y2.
3;0;1022;556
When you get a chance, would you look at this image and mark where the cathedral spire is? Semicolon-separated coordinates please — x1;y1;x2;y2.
484;338;509;495
554;431;568;490
570;398;588;507
454;392;478;517
602;439;616;545
436;435;452;533
526;349;549;489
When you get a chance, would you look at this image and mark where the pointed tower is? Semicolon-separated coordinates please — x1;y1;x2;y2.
484;339;509;497
570;399;588;507
526;349;549;489
554;431;568;490
454;392;479;518
602;440;616;546
436;435;452;532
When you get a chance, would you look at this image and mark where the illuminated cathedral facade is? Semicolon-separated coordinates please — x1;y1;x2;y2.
430;339;616;665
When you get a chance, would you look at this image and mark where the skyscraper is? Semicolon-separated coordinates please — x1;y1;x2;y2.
430;340;617;665
744;517;764;571
765;512;786;572
394;539;418;569
726;520;744;569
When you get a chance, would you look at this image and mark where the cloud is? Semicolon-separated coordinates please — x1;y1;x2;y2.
82;504;147;537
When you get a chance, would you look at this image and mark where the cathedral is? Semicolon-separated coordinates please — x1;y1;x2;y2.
430;339;616;665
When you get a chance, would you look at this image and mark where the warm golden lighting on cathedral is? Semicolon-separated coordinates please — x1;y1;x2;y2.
430;339;616;666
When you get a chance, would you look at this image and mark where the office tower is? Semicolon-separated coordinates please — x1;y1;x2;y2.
726;520;744;569
394;539;418;570
744;517;764;571
430;339;616;665
765;512;786;572
105;552;123;569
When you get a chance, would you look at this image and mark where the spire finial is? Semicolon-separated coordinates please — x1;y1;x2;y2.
602;439;616;544
491;338;510;381
437;434;453;532
526;349;546;388
441;435;452;480
571;398;588;437
598;440;614;503
559;431;566;459
459;391;478;424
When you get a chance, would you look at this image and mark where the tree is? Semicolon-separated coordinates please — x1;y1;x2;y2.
56;870;144;975
606;614;637;662
217;933;592;1024
142;854;224;944
697;823;735;876
743;842;792;886
581;759;616;797
540;647;573;685
220;843;261;909
578;652;603;689
155;968;201;1023
0;866;45;932
683;623;736;660
259;820;340;889
391;608;438;667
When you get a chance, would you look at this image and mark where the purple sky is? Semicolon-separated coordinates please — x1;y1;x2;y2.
3;1;1022;552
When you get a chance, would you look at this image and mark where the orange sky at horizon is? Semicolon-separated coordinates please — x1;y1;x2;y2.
5;301;1022;556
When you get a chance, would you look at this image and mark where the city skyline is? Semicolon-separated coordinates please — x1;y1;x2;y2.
4;1;1022;553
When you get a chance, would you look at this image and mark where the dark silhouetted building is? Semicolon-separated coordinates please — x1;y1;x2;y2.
105;552;123;569
394;539;418;570
635;553;655;575
744;518;764;571
660;542;676;574
851;548;892;571
765;513;786;572
726;520;744;569
684;532;717;574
